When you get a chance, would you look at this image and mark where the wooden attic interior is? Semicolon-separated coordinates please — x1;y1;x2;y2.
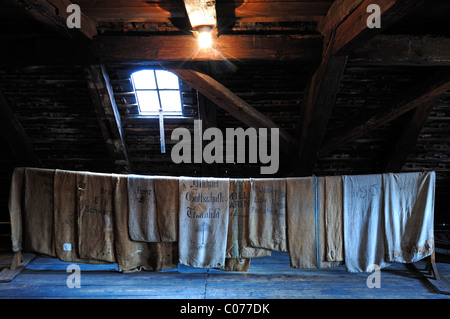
0;0;450;299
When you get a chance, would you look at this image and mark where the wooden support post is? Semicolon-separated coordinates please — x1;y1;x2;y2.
0;251;36;283
409;240;450;295
11;251;22;269
84;65;132;173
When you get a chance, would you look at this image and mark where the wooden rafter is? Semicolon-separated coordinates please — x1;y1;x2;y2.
383;97;439;173
320;70;450;155
169;68;298;155
84;65;132;173
10;0;97;40
0;92;41;167
292;0;428;176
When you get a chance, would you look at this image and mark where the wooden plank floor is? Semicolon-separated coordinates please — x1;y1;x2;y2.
0;252;449;299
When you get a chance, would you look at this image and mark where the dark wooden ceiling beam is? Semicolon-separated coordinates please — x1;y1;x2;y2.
349;35;450;66
93;34;322;63
10;0;97;40
0;92;42;167
320;70;450;155
383;97;439;173
84;65;132;173
169;68;298;155
71;1;331;23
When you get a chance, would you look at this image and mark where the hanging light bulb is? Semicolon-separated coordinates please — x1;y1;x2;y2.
196;26;213;49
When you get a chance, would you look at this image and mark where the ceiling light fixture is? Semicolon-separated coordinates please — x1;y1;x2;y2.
196;25;213;49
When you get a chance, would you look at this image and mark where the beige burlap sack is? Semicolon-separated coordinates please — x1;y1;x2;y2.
226;179;271;259
127;175;159;242
324;176;344;262
77;172;115;262
153;177;179;242
8;167;25;253
286;177;343;269
113;174;178;272
248;178;287;252
127;175;179;243
179;177;230;268
23;168;56;257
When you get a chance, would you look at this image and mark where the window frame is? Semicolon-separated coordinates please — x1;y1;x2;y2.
130;69;184;117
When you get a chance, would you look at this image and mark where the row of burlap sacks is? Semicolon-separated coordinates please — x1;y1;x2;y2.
8;168;435;273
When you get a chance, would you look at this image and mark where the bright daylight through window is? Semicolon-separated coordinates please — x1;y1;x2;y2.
131;69;182;115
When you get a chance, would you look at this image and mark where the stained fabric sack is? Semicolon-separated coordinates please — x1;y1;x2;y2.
324;176;344;262
179;177;230;268
383;171;435;263
343;174;390;272
153;177;179;242
54;170;81;262
77;172;115;263
127;175;159;242
248;178;287;252
113;174;178;272
8;167;25;253
23;168;56;257
226;179;271;259
127;175;179;243
286;177;342;269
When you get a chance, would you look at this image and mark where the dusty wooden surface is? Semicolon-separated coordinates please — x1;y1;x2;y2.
0;251;448;299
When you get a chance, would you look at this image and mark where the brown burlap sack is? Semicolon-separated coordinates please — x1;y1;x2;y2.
23;168;56;257
324;176;344;262
54;170;106;264
226;179;271;259
286;177;342;269
153;177;179;242
113;174;178;272
8;167;25;253
77;172;115;262
248;178;287;252
179;177;230;268
127;175;159;242
54;169;79;262
127;175;179;243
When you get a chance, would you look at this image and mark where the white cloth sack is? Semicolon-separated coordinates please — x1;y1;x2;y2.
383;171;435;263
343;174;390;272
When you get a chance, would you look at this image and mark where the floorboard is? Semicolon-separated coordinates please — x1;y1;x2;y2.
0;251;449;300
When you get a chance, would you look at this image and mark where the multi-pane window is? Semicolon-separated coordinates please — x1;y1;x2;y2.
131;69;182;115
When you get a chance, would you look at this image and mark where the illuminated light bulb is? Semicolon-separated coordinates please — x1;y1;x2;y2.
198;29;212;49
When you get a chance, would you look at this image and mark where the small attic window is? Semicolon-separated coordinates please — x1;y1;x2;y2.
131;69;182;115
